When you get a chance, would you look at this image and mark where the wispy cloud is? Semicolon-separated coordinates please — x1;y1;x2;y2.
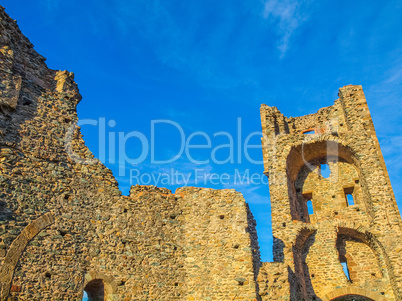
262;0;310;57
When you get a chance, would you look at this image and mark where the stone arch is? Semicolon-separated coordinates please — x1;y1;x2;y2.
290;226;317;300
0;212;54;301
334;223;398;299
84;279;105;301
335;222;390;278
321;287;386;301
285;137;373;222
83;270;118;301
331;295;373;301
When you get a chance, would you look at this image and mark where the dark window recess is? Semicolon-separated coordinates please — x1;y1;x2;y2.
83;279;105;301
344;187;355;206
22;97;33;106
320;163;331;178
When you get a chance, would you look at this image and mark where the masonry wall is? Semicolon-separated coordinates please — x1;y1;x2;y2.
260;85;402;301
0;7;121;299
178;187;260;300
0;6;261;301
1;4;402;301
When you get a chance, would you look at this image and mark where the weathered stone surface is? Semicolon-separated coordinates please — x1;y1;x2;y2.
0;4;401;301
260;85;402;300
0;7;260;301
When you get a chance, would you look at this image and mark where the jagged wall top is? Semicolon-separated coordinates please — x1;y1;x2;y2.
0;6;81;112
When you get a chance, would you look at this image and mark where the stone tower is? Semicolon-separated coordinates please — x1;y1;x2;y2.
1;4;402;300
258;85;402;300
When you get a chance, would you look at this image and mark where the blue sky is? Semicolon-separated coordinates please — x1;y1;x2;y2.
3;0;402;262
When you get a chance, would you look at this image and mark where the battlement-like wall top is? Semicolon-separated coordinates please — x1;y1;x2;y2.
260;85;370;140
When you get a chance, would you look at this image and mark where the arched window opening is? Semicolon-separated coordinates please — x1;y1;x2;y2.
83;279;104;301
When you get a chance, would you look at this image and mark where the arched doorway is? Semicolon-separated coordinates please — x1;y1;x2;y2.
82;279;104;301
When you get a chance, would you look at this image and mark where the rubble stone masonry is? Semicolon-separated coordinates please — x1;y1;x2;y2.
259;85;402;300
0;5;401;301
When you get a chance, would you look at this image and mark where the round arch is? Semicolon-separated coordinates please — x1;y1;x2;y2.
333;223;397;300
321;287;386;301
286;138;359;183
83;270;118;301
335;223;394;282
285;138;373;222
291;226;317;300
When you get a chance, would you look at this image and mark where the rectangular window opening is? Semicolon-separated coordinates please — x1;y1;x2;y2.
344;187;355;206
303;193;314;215
307;200;314;215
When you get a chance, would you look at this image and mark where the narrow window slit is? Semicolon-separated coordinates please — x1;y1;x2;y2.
307;200;314;215
341;261;352;282
344;187;355;206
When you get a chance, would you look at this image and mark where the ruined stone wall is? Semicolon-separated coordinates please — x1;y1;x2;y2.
0;6;261;301
260;85;402;300
0;6;121;299
1;4;402;301
178;187;260;300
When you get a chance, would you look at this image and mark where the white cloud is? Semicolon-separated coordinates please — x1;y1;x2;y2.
262;0;309;57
